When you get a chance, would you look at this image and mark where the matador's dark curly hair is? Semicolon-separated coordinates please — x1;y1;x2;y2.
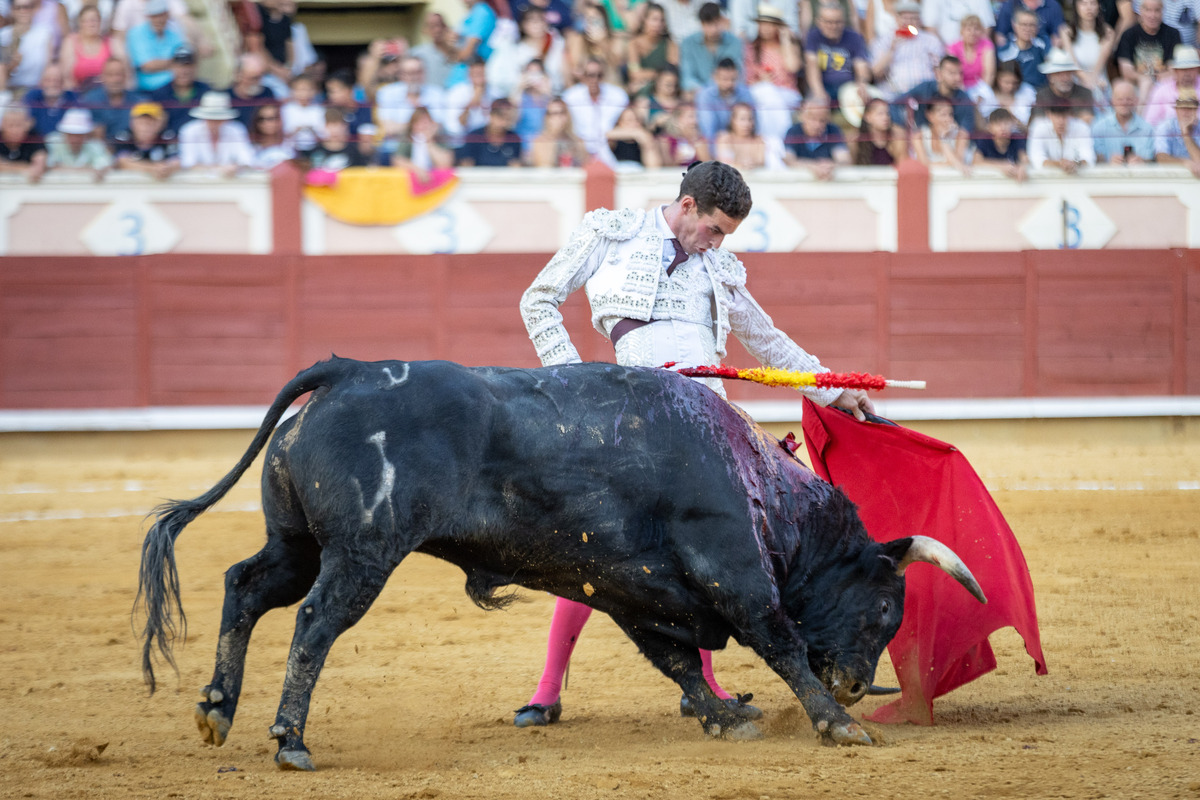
676;161;753;221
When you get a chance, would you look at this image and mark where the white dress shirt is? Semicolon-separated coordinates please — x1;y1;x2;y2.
177;119;254;169
375;81;447;131
561;81;628;167
1027;116;1096;168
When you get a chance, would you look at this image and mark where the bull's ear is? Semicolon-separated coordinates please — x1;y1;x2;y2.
877;537;914;571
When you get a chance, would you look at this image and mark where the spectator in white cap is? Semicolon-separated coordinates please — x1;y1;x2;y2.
45;107;113;179
176;91;254;176
870;0;946;98
1031;48;1096;121
126;0;189;92
1144;43;1200;126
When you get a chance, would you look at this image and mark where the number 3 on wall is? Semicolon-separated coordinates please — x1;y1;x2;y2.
118;211;146;256
742;208;770;252
430;208;458;254
1059;203;1081;250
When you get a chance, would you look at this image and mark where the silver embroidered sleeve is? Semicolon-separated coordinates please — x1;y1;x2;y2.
519;224;602;366
728;286;842;406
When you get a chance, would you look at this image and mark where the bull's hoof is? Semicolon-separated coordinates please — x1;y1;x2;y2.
276;748;316;771
681;693;763;720
703;720;763;740
194;703;231;747
513;700;562;728
817;719;873;747
726;721;763;741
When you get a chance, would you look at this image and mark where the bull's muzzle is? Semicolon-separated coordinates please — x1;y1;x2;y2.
827;673;870;707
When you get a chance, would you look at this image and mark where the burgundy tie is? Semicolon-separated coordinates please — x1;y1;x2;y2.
667;238;688;275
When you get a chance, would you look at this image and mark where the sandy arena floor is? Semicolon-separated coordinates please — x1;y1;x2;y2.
1;417;1198;800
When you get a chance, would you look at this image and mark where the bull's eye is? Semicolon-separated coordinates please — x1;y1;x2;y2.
881;599;891;616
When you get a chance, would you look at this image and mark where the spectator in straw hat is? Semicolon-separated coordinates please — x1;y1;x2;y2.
45;106;113;178
177;91;254;175
1143;43;1200;126
1091;78;1156;163
1031;47;1095;121
870;0;945;98
1153;87;1200;171
742;3;802;150
743;2;800;90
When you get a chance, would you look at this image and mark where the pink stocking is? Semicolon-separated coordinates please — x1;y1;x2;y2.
527;596;593;706
700;649;734;700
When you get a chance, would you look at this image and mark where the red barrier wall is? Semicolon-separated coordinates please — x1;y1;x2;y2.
1;251;1195;409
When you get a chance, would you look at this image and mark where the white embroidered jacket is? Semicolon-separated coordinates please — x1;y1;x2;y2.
520;207;842;405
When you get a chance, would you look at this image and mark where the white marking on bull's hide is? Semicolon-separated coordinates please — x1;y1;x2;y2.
382;364;410;387
361;431;396;526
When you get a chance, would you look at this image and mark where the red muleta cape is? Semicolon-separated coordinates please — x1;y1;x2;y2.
801;399;1047;725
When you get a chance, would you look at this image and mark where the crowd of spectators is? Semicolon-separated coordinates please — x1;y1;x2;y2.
4;0;1200;182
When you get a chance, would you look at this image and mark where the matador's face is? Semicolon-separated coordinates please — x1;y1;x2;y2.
677;196;742;255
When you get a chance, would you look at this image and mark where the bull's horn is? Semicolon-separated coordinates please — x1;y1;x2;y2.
866;685;901;696
897;536;988;604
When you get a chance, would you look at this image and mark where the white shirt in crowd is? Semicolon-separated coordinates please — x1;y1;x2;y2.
561;80;628;167
921;0;996;45
0;23;54;89
177;119;255;169
659;0;708;43
441;80;504;144
1027;116;1097;167
375;81;446;131
110;0;190;32
281;100;325;151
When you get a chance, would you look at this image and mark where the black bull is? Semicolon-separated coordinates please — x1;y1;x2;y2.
137;357;985;770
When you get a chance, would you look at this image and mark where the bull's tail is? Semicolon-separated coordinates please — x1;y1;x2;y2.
134;357;354;693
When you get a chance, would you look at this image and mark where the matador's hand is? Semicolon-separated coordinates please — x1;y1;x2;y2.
830;389;875;421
